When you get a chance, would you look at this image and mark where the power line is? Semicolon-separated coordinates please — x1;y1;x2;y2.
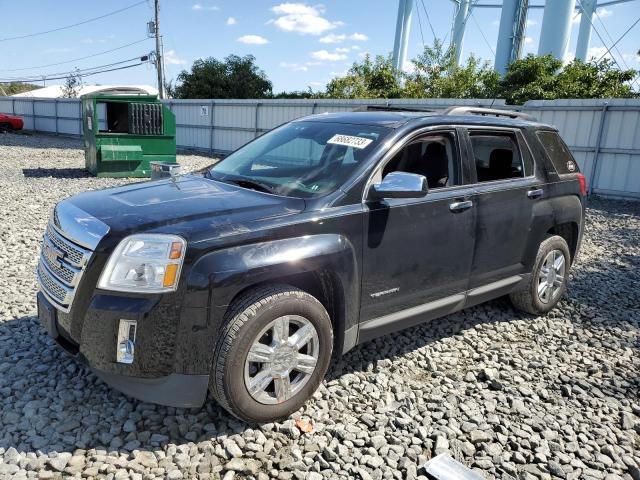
0;61;149;84
592;8;633;70
419;0;438;41
0;56;149;82
0;1;148;42
469;11;495;56
596;15;640;63
0;38;151;72
415;0;426;46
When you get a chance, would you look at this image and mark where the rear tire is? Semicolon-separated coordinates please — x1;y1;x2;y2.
510;235;571;315
209;285;333;423
0;123;11;132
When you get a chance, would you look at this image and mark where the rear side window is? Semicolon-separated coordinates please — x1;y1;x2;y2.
469;131;529;182
536;131;579;174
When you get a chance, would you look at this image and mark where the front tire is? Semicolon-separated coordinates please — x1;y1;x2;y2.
209;285;333;423
510;235;571;315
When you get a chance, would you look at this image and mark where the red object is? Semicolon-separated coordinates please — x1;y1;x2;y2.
0;113;24;131
576;173;587;196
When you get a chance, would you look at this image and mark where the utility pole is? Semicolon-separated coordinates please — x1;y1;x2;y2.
154;0;164;99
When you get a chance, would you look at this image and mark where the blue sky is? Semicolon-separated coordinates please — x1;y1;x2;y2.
1;1;638;93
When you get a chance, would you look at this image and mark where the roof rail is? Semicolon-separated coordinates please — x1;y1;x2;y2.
354;105;435;113
442;106;536;122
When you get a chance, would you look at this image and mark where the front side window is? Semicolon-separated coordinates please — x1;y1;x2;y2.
209;121;390;198
379;131;460;189
470;131;527;182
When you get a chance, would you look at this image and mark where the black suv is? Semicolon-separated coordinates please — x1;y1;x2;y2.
37;106;586;423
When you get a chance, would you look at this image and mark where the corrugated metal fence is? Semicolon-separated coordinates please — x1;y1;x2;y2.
1;96;638;198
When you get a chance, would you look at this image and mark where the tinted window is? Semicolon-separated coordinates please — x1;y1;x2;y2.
470;131;525;182
536;130;579;174
210;121;390;198
382;132;459;189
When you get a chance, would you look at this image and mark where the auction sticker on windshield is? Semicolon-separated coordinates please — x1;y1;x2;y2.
327;134;373;149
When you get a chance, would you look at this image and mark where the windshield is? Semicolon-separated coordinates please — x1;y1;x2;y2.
209;121;390;198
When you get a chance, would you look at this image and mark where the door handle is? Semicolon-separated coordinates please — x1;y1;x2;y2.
449;200;473;212
527;188;544;199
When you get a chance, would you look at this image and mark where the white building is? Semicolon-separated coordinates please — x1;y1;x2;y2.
12;84;158;98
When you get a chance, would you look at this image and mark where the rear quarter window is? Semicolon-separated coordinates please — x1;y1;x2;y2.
536;131;579;174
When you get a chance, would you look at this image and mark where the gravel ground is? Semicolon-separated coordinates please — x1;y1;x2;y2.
0;132;638;480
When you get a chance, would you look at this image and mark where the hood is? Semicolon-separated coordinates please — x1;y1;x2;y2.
65;174;305;242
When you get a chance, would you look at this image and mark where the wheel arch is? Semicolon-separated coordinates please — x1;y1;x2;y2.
186;233;360;360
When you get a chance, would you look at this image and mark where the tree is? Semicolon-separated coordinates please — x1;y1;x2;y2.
325;54;403;99
498;55;637;104
172;54;272;99
555;58;636;99
404;40;499;99
0;82;40;96
61;69;83;98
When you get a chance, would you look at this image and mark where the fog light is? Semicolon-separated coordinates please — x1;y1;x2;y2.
117;319;137;364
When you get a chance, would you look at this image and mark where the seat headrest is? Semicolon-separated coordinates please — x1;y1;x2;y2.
489;148;513;173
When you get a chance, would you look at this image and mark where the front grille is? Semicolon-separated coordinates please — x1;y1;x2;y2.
37;222;95;312
46;224;87;267
40;242;79;285
37;262;72;305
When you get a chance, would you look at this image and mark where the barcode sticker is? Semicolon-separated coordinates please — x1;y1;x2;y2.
327;134;373;149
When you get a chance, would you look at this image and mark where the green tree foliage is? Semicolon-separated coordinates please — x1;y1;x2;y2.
497;54;636;104
61;69;83;99
404;40;499;98
325;54;403;99
322;45;636;104
0;82;40;96
171;54;272;99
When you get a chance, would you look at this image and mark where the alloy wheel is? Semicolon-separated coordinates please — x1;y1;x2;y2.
244;315;319;405
537;249;566;304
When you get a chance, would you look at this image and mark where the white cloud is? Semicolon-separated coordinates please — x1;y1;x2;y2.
280;61;308;71
192;3;219;11
491;19;500;27
311;49;348;61
572;14;582;25
81;34;115;44
308;81;323;87
164;50;187;65
524;36;533;45
349;32;368;41
526;19;538;27
622;52;640;64
237;34;269;45
335;47;350;53
270;3;341;35
319;33;346;44
598;7;613;17
226;17;237;25
586;46;611;62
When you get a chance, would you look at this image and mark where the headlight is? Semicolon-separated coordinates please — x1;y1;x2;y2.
98;234;186;293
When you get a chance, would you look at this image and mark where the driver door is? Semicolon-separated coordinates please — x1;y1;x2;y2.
359;129;477;342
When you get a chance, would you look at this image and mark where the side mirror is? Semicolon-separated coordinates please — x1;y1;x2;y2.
369;171;428;200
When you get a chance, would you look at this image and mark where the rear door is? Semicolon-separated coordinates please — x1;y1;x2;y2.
463;127;543;298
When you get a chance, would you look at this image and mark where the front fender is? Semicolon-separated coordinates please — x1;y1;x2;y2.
187;233;359;338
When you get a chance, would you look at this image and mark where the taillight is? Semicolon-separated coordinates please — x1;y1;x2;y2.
576;173;587;196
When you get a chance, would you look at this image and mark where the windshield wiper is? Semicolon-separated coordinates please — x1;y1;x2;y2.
227;178;276;194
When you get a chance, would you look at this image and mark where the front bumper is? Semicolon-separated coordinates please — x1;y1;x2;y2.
37;292;210;408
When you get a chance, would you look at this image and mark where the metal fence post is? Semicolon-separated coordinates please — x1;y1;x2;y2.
32;99;36;133
254;102;261;138
588;102;609;196
209;100;215;155
54;99;59;135
11;98;15;115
